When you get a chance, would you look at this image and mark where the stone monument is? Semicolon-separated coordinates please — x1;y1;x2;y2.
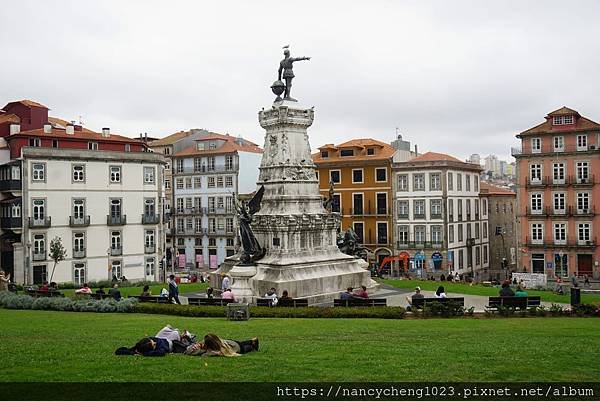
227;47;374;303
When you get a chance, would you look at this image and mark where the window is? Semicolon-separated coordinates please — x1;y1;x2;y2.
329;170;341;184
553;193;566;214
448;225;454;243
145;258;155;277
226;218;234;233
458;224;463;242
73;232;85;253
375;168;387;182
553;163;565;184
33;234;45;255
208;238;216;247
88;142;98;150
414;226;426;243
321;151;329;158
577;135;588;151
145;230;155;248
208;218;216;232
144;198;155;216
458;249;464;269
208;177;215;188
457;199;463;220
194;218;202;233
578;223;591;243
483;222;488;238
164;147;171;155
474;176;479;192
475;222;480;239
144;167;155;184
431;199;442;218
125;144;131;152
430;173;441;190
72;199;85;220
186;218;193;230
109;199;122;218
376;193;387;214
414;200;425;218
73;262;86;285
431;226;442;244
457;173;462;191
530;193;543;214
531;138;541;153
353;194;363;215
577;193;590;213
225;197;233;213
217;176;224;187
483;245;488;264
475;246;481;266
397;174;408;191
332;194;341;213
340;149;354;157
32;163;45;181
165;162;170;171
397;225;409;245
194;177;202;188
194;158;202;172
207;157;215;171
377;222;387;245
564;115;573;124
30;138;41;147
208;197;215;212
353;222;364;244
52;139;59;148
209;141;217;150
111;260;122;279
447;172;453;191
72;164;85;182
225;176;233;187
576;162;589;183
553;136;564;152
109;166;121;183
530;164;542;183
176;159;184;173
465;175;471;191
482;198;488;216
185;197;193;210
111;231;122;250
448;199;454;222
466;199;471;220
176;178;183;189
474;200;480;219
32;199;46;221
397;200;409;218
182;177;190;189
553;223;566;244
225;155;234;171
413;174;425;191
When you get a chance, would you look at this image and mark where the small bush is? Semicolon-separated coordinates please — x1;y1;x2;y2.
134;303;406;319
0;292;137;313
571;304;600;317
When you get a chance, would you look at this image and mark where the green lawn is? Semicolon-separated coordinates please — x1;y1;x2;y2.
0;309;599;382
60;282;208;297
379;278;600;304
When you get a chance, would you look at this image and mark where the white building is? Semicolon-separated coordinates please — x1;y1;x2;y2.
10;147;165;284
392;152;489;278
171;133;262;269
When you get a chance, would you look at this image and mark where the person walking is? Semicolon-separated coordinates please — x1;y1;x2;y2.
167;274;181;305
0;270;10;292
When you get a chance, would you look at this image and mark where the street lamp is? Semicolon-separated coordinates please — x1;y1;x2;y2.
106;247;111;282
26;241;31;286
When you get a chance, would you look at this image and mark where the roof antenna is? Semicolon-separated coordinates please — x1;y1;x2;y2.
78;115;84;125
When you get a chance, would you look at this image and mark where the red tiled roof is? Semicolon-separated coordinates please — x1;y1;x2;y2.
3;99;49;110
0;113;20;124
547;106;580;117
10;127;145;144
148;130;192;147
519;107;600;136
410;151;462;163
48;117;96;133
313;138;395;163
480;182;515;196
174;134;262;157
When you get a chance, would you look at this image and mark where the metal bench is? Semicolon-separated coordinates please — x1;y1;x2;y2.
486;296;541;312
128;295;171;303
256;298;309;307
187;297;234;306
333;298;387;307
411;297;465;309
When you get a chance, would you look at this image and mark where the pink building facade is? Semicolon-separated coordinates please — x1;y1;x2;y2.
513;107;600;279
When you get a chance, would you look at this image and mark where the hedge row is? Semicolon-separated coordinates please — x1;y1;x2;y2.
134;303;407;319
0;291;137;313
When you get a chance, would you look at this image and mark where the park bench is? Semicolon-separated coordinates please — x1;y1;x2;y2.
411;297;465;309
485;296;541;312
187;297;234;306
128;295;171;303
256;298;309;307
88;293;116;300
26;289;64;298
334;298;387;307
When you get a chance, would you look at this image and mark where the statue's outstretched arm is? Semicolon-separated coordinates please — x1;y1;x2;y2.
292;56;311;62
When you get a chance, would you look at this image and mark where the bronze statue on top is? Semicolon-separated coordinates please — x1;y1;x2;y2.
271;46;311;102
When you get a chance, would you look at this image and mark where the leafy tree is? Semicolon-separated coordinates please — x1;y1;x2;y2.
48;236;67;283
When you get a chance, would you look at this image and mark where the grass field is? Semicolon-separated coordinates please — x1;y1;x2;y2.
379;278;600;304
60;283;209;297
0;309;599;382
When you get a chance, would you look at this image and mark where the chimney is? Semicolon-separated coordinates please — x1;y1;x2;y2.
66;124;75;135
414;144;418;155
9;124;20;135
102;127;110;137
144;132;147;141
43;123;52;134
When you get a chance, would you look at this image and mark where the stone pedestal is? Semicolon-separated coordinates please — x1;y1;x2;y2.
229;100;374;303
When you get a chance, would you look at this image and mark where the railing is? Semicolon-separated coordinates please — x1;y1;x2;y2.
73;248;86;258
145;245;156;254
397;241;443;249
141;214;160;224
110;247;122;256
206;207;233;215
524;175;595;187
342;207;389;216
175;165;238;174
524;236;597;248
176;227;196;235
0;217;22;230
32;251;46;261
524;205;597;218
512;144;599;156
0;179;22;191
107;215;127;226
431;213;443;220
28;217;51;228
69;216;90;227
397;213;409;219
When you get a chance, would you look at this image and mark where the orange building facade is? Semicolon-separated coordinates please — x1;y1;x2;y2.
513;107;600;278
313;139;394;266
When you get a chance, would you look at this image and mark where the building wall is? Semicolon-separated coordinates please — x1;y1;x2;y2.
484;194;517;280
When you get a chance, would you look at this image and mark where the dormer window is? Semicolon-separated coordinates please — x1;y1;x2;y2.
321;151;329;158
340;149;354;157
553;115;574;125
564;115;573;124
196;142;205;151
209;141;217;150
367;148;375;155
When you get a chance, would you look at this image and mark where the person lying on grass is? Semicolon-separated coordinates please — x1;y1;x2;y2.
115;325;196;356
184;333;259;357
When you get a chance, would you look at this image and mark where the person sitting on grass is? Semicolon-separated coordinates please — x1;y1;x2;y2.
405;286;424;311
75;283;92;294
115;325;196;357
221;288;235;302
515;286;528;297
435;286;447;298
354;285;369;299
140;285;151;297
108;284;122;301
185;333;259;357
499;281;515;297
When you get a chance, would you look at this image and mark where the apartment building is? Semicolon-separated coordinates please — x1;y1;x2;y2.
392;152;489;278
171;133;262;269
313;139;394;265
513;107;599;278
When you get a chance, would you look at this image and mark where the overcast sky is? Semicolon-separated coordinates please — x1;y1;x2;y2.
2;0;599;161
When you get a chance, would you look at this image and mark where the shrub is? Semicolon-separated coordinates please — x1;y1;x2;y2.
0;292;137;313
134;303;406;319
571;304;600;317
418;301;467;318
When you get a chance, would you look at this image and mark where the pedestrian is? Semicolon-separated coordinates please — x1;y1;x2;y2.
584;275;591;288
108;284;122;300
221;274;231;291
0;270;10;292
571;273;579;288
167;274;181;305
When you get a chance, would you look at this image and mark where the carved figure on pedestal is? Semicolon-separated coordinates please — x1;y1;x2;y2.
268;135;278;165
337;228;369;260
235;186;266;265
281;133;289;163
323;181;335;213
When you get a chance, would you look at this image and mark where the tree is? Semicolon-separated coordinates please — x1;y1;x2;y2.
48;236;67;283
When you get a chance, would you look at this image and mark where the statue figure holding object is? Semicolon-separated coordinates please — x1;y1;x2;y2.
277;46;311;102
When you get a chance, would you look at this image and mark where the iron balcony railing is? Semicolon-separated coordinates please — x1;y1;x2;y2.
141;214;160;224
110;246;122;256
107;215;127;226
0;179;22;192
28;217;51;228
396;241;443;249
69;215;90;227
512;144;599;156
32;251;46;261
73;248;86;259
0;217;22;230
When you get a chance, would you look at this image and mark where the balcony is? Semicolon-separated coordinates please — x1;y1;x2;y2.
110;247;122;256
397;241;443;249
32;251;46;261
141;214;160;224
571;206;596;217
343;207;390;216
571;175;595;186
145;245;156;254
397;213;409;219
69;215;90;227
0;217;22;230
107;215;127;226
512;144;599;157
206;207;233;215
175;164;239;175
73;248;86;259
524;236;597;249
523;175;595;188
430;213;443;220
175;227;196;235
28;217;51;228
0;179;22;192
